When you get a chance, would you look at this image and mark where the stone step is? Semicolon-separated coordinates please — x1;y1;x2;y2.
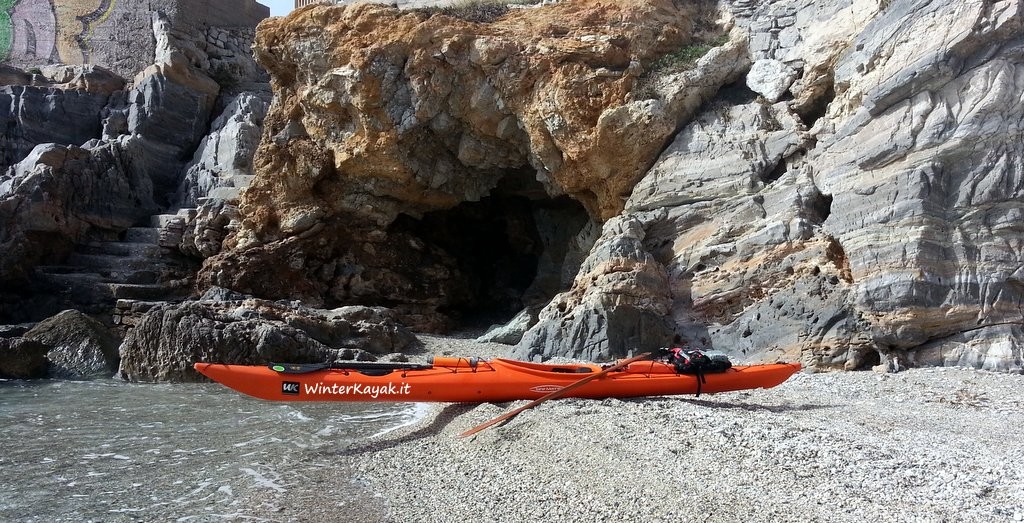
35;270;106;285
37;265;166;285
66;252;175;271
226;174;256;187
108;283;185;301
34;272;115;302
207;186;243;201
79;242;167;257
123;227;161;244
150;214;185;228
35;265;88;275
115;299;167;313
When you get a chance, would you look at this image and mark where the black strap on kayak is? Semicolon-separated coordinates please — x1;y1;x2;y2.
269;361;433;374
660;347;733;397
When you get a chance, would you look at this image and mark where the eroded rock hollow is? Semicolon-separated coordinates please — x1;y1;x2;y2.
201;0;733;334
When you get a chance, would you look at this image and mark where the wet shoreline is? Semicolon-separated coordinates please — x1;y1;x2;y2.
0;379;420;522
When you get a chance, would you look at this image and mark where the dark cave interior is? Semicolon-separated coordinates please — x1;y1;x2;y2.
391;175;590;329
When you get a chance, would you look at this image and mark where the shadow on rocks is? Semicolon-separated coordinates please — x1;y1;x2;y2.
672;397;833;413
328;403;477;457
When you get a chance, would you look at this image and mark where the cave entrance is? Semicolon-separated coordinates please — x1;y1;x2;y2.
390;174;590;330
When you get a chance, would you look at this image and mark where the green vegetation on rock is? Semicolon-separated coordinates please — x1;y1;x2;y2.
417;0;544;24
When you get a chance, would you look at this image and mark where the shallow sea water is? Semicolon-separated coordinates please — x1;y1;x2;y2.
0;379;423;522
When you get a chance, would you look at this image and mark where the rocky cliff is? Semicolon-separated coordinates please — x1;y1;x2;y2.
0;1;275;379
201;0;1023;372
0;1;268;314
3;0;1024;378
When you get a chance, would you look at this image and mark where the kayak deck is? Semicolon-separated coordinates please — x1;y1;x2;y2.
194;358;801;403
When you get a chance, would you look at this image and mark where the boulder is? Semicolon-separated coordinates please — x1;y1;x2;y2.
745;59;797;102
118;298;420;382
38;64;127;95
476;307;536;345
24;310;121;379
0;337;49;379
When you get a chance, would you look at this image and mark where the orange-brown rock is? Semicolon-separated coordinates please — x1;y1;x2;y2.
242;0;695;232
202;0;742;330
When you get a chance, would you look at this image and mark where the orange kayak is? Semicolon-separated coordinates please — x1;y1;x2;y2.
193;356;801;402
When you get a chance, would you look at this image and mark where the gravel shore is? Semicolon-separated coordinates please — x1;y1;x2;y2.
339;334;1024;523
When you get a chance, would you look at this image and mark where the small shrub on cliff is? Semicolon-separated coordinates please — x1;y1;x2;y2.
633;0;728;100
416;0;543;24
648;34;729;75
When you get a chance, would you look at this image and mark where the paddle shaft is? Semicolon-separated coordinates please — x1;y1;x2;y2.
459;352;653;438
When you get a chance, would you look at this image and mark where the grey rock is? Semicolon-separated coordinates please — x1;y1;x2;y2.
176;91;269;206
0;324;33;337
126;57;220;199
180;199;240;258
0;140;159;286
0;337;48;379
803;0;1024;370
911;324;1024;372
627;99;810;212
604;0;1024;372
0;85;111;170
513;215;675;362
745;59;797;102
118;299;420;382
24;310;120;379
476;308;536;345
199;285;253;302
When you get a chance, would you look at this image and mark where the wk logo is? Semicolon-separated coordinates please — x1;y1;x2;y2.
282;382;300;395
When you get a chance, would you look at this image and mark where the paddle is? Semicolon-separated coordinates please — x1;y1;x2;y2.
269;361;434;374
458;352;653;438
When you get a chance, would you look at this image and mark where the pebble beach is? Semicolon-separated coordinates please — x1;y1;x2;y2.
339;334;1024;523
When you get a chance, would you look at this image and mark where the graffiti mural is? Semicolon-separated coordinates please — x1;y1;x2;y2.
0;0;118;64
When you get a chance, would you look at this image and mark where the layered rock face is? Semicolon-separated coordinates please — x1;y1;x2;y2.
202;0;1024;371
551;0;1024;371
804;0;1024;371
